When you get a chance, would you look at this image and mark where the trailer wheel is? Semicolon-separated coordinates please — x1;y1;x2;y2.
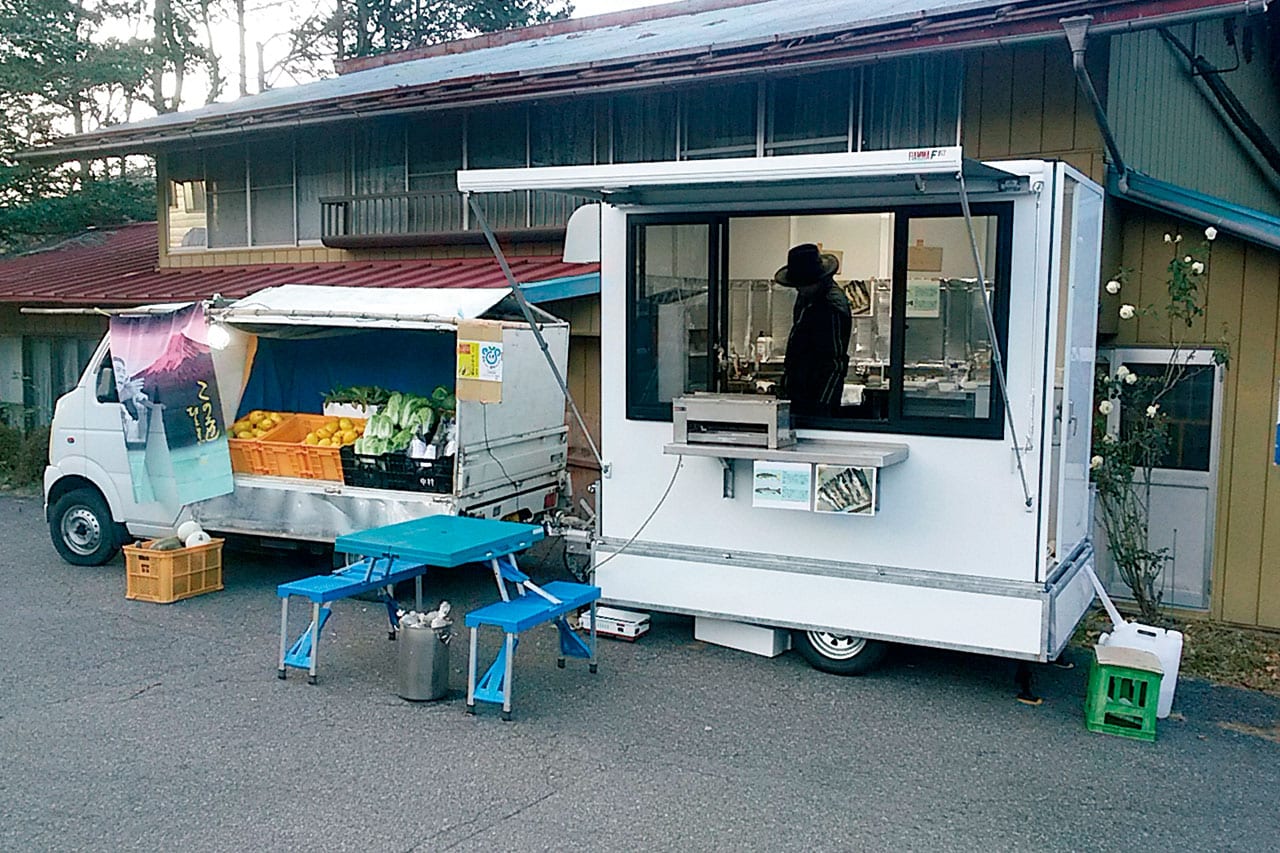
49;488;119;566
793;630;889;676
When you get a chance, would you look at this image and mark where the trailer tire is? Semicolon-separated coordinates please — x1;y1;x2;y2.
793;630;889;676
50;488;120;566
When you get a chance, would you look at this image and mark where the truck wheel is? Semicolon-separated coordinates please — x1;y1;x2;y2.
793;630;889;676
50;489;120;566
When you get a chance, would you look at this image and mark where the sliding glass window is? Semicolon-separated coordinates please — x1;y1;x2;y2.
627;204;1010;438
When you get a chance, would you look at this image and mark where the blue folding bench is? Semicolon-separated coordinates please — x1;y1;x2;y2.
276;556;430;684
465;553;600;720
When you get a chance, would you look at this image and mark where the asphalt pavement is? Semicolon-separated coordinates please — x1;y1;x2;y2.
1;495;1277;852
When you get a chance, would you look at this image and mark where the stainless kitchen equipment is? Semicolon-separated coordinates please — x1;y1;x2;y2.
672;393;794;449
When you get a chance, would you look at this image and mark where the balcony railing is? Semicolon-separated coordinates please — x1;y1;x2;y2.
319;189;589;248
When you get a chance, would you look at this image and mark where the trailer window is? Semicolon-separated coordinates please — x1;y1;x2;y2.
628;221;716;419
627;204;1010;438
899;214;1005;427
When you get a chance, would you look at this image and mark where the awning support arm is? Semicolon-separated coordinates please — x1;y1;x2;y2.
466;194;607;474
957;170;1034;510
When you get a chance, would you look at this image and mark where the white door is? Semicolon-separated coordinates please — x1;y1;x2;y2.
1053;166;1104;561
1095;347;1223;610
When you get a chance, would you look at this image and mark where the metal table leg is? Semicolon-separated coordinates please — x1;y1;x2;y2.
277;596;289;679
589;600;599;674
465;626;478;714
502;631;516;722
308;601;321;685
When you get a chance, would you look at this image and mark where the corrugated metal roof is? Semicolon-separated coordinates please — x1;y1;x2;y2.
0;222;599;305
28;0;1262;160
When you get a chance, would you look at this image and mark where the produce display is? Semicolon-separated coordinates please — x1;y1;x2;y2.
303;417;365;448
353;389;454;457
231;410;288;438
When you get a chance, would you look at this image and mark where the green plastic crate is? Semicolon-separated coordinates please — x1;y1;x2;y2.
1085;645;1163;743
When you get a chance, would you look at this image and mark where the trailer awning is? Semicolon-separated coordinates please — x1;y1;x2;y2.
213;284;529;331
457;147;1028;205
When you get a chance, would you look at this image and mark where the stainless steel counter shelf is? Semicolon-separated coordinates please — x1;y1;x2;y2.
664;438;909;498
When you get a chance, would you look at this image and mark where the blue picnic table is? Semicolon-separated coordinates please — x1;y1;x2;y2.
276;515;545;684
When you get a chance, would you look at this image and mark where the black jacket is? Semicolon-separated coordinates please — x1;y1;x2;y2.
783;281;851;414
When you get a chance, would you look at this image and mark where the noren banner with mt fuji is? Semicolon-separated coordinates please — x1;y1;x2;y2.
109;304;234;506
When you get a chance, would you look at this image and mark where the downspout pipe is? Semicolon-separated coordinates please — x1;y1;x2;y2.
1062;15;1129;193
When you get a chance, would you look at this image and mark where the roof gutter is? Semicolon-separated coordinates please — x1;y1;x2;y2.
22;1;1269;164
1109;169;1280;252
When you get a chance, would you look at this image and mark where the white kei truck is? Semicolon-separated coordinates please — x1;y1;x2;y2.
43;285;571;566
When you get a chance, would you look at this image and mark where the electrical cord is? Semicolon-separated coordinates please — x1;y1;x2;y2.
481;401;519;490
593;455;683;570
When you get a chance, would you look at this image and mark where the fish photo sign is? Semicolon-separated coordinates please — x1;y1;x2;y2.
813;464;877;516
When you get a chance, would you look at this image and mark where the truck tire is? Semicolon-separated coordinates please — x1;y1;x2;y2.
793;630;889;676
50;488;120;566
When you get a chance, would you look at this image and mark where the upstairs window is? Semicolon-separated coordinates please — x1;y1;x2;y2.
682;82;758;160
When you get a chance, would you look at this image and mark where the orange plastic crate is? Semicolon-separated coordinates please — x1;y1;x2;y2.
228;414;295;475
258;414;364;481
228;437;267;474
124;538;224;604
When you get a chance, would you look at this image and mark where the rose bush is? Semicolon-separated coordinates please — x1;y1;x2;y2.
1091;226;1227;621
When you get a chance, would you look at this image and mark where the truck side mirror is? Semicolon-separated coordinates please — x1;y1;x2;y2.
95;362;119;404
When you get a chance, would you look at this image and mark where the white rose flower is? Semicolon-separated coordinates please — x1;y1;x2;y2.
1090;455;1104;470
1205;226;1218;241
1184;255;1192;263
1105;279;1121;295
1102;433;1116;444
1146;404;1160;418
1175;234;1183;243
1098;400;1114;415
1191;261;1205;275
1116;365;1131;379
1125;371;1138;385
1163;233;1173;243
1119;304;1136;320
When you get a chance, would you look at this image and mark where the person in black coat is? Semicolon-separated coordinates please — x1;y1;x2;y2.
775;244;851;416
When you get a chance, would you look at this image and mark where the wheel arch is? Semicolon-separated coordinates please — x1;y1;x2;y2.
47;474;115;523
46;458;124;523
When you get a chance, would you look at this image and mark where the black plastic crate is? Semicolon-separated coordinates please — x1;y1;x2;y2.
339;446;455;494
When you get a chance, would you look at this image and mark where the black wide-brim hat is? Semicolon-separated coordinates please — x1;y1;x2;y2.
774;243;839;287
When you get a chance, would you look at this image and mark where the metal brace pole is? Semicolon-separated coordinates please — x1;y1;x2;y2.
466;194;606;474
956;170;1034;509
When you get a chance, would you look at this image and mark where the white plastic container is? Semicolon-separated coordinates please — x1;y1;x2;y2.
1099;621;1183;719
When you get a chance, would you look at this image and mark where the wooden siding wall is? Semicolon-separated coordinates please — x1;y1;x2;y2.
962;44;1106;183
1108;25;1280;218
158;241;561;268
1115;212;1280;629
0;306;107;338
544;295;603;501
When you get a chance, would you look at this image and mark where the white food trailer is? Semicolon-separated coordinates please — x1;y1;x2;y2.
44;285;570;564
460;148;1103;673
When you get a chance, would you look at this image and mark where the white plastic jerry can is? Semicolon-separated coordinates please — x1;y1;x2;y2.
1099;621;1184;719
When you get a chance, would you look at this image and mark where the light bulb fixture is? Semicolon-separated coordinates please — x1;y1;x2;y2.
207;322;231;351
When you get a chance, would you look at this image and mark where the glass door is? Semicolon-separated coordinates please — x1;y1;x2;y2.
1041;166;1103;581
1095;347;1223;610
